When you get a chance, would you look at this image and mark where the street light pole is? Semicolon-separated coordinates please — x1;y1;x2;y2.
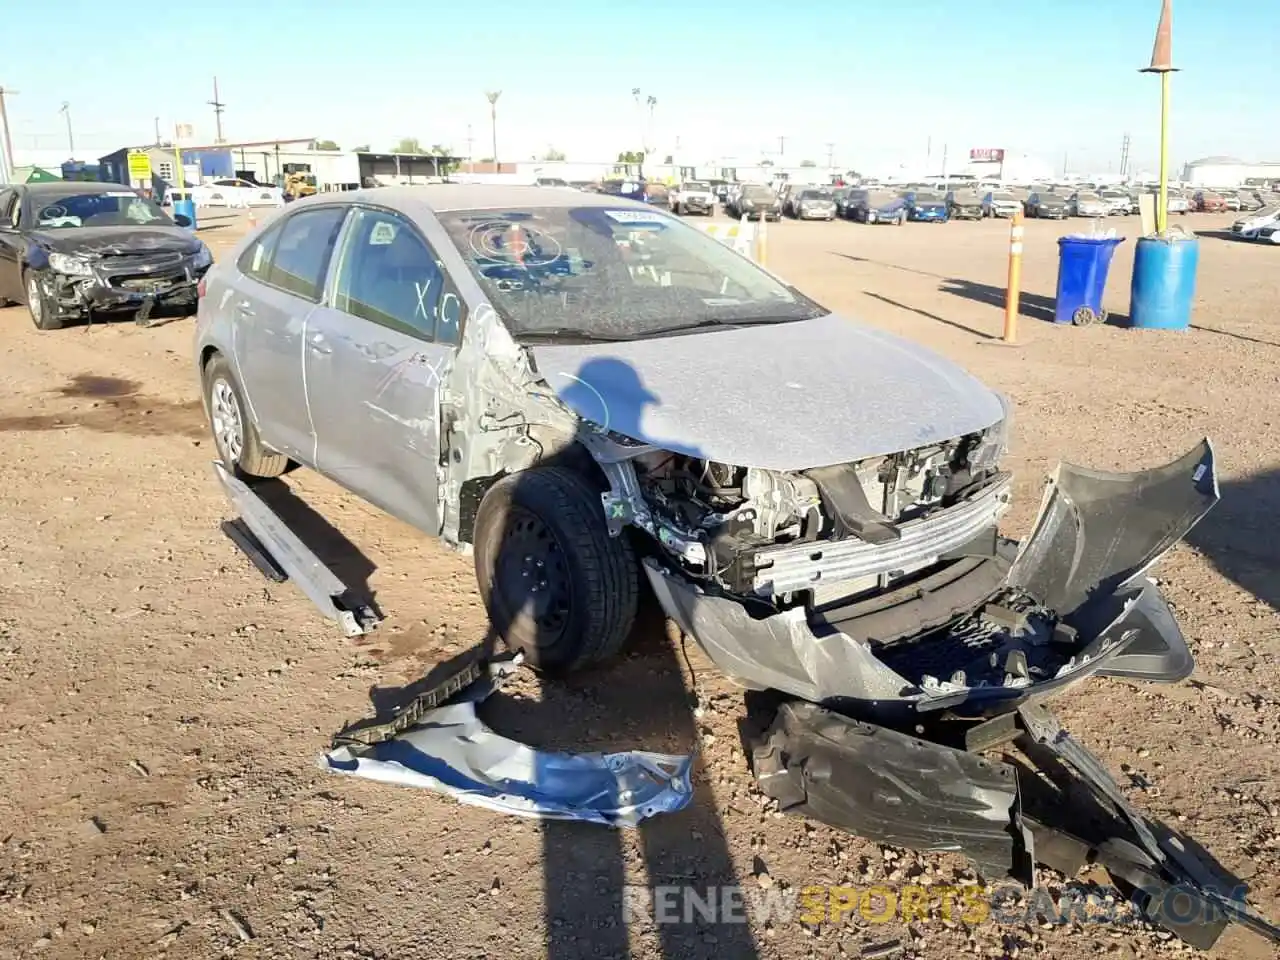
1140;0;1176;235
59;101;74;159
0;86;18;182
485;90;501;168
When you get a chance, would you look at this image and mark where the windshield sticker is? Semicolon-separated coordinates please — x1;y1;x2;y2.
701;297;745;306
369;221;398;245
467;221;563;266
603;210;668;225
105;191;138;198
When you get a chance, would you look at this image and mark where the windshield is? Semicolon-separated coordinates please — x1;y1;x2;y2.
799;190;832;201
742;185;775;200
913;192;943;203
1077;193;1101;202
1253;206;1280;218
29;191;171;229
437;205;824;342
682;181;709;191
992;192;1017;201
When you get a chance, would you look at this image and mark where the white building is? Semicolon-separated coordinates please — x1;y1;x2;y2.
1181;156;1280;187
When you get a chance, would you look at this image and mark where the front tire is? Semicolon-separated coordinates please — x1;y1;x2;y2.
202;354;288;480
24;271;64;331
474;466;639;672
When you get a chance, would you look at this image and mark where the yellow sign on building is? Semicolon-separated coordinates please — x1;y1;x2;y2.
126;150;152;181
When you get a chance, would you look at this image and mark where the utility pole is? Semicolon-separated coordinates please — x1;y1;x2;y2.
208;76;226;143
0;86;18;183
59;102;74;159
926;136;932;168
1062;151;1069;177
941;143;948;183
465;123;474;173
485;90;501;167
154;116;161;147
777;135;786;158
1119;132;1132;179
825;142;834;170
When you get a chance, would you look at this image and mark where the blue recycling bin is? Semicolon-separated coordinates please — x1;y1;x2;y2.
1054;235;1125;325
1129;235;1199;330
173;197;197;230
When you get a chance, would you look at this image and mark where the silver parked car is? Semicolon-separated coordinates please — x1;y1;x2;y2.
194;185;1207;716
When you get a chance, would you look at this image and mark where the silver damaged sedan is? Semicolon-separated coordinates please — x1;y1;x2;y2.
195;185;1214;718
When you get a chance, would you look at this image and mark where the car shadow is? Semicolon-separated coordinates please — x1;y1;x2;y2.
339;356;760;959
1193;230;1242;242
863;290;998;340
1185;466;1280;614
937;278;1131;328
251;477;383;618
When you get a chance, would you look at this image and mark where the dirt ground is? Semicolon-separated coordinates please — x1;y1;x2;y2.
2;206;1279;960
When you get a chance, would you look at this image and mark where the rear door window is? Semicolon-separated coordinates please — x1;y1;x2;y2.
266;206;347;301
331;207;461;345
237;220;284;282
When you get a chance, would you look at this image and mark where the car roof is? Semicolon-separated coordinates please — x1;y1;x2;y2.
21;181;133;197
298;184;652;214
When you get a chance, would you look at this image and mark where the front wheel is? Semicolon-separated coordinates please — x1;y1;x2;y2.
474;467;639;672
24;271;64;331
202;354;289;480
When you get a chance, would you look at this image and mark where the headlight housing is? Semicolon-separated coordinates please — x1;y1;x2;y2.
48;252;94;277
191;244;213;269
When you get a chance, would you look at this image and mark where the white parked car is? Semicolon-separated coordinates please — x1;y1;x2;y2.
1099;190;1133;215
1230;206;1280;240
190;178;285;208
1066;192;1111;217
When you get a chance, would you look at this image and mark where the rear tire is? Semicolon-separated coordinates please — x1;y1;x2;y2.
474;467;639;672
202;354;288;480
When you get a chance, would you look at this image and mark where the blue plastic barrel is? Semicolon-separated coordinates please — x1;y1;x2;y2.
173;197;198;230
1129;235;1199;330
1054;236;1125;325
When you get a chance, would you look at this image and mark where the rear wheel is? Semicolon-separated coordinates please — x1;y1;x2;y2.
474;467;639;672
202;354;288;480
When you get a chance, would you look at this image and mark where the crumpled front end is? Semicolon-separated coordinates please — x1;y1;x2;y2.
647;440;1218;717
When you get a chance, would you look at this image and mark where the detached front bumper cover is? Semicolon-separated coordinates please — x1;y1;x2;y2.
752;699;1280;951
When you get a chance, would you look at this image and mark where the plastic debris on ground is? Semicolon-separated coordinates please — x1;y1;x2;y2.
322;652;694;827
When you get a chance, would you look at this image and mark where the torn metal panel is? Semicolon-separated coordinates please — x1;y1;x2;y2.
324;653;694;826
752;701;1028;883
751;699;1280;950
438;302;580;547
214;461;381;637
1008;439;1219;619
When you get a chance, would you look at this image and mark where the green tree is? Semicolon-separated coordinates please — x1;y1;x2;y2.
616;150;645;164
313;139;340;151
393;137;424;154
800;159;817;167
352;144;370;152
541;146;567;161
759;158;774;167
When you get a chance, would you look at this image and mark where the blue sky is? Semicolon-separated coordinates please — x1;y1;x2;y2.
4;0;1275;174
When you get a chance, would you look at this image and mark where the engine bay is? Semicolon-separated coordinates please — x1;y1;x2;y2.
632;426;1008;598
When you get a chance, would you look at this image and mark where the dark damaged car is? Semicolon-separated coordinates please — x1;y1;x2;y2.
197;186;1280;949
0;182;212;329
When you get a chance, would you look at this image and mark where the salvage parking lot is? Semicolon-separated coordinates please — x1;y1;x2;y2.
2;206;1280;960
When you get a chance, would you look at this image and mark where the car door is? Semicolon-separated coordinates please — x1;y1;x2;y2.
303;205;463;534
233;205;348;462
0;188;22;302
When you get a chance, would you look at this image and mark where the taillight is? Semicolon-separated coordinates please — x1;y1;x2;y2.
197;277;207;299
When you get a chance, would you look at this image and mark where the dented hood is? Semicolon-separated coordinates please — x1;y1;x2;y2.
530;312;1005;471
29;226;201;258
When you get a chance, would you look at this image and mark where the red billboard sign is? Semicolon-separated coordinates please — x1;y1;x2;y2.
969;148;1006;162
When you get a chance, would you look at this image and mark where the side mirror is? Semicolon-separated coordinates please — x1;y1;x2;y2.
173;213;192;228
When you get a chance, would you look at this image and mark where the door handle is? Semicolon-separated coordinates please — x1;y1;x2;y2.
235;301;255;317
307;334;332;355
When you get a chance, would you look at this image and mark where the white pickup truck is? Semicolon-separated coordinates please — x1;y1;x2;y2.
669;180;716;216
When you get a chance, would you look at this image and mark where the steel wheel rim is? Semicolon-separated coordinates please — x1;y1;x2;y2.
210;378;244;464
27;277;41;322
497;506;571;643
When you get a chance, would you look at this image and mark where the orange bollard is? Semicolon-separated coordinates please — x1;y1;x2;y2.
1004;211;1023;343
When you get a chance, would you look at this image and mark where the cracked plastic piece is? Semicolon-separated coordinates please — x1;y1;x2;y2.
323;656;694;827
